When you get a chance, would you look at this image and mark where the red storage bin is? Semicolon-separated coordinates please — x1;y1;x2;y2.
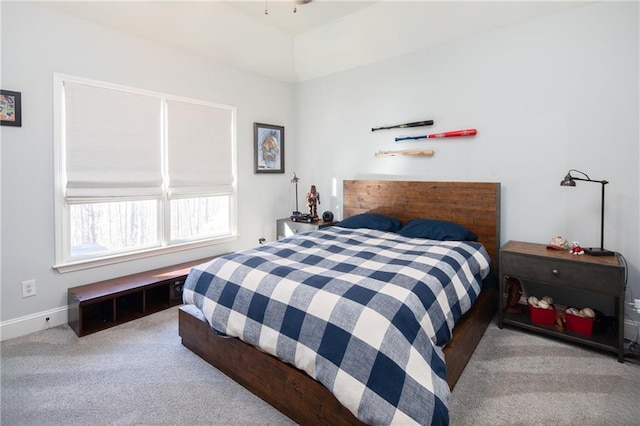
565;312;594;336
529;304;555;326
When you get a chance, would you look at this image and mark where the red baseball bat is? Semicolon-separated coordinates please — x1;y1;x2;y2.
395;128;477;142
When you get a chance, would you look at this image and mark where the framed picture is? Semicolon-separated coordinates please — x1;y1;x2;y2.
254;122;284;173
0;90;22;127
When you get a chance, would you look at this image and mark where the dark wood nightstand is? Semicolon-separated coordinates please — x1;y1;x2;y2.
276;217;336;240
498;240;626;362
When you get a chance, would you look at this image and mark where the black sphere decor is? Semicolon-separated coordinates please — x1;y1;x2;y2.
322;211;334;222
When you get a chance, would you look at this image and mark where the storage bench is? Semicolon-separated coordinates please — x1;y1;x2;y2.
68;257;213;337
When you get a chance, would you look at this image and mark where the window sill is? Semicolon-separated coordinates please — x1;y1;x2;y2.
53;234;238;274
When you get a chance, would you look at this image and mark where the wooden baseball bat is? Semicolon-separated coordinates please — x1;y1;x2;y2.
395;128;477;142
371;120;434;132
375;149;434;157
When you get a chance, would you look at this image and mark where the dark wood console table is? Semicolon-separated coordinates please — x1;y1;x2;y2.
498;240;626;362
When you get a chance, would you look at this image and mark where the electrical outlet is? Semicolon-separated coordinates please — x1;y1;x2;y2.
21;279;36;298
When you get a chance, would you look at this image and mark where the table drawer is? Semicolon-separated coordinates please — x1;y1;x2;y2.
282;221;318;236
276;219;317;239
287;221;315;234
501;251;623;294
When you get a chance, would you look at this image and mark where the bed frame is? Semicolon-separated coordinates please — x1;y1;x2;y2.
179;180;501;425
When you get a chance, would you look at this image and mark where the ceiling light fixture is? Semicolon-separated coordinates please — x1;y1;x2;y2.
294;0;312;13
265;0;312;15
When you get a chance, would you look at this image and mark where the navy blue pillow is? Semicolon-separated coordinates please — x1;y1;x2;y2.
398;218;478;241
336;213;402;232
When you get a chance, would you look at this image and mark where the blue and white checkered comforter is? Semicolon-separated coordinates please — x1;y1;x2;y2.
183;227;491;425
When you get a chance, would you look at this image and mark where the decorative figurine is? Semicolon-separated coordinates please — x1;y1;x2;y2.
570;241;584;255
504;277;525;314
306;185;320;219
546;236;569;250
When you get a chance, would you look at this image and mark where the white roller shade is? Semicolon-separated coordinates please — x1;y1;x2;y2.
64;82;162;198
166;99;234;197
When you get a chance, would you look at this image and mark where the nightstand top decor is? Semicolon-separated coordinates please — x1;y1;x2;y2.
278;217;336;226
501;240;620;267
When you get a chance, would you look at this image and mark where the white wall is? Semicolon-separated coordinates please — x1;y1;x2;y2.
295;2;639;315
0;2;296;338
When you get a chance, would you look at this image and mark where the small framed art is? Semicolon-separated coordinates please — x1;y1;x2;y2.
254;122;284;173
0;90;22;127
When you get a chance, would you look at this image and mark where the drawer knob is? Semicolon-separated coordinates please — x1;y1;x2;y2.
552;269;559;276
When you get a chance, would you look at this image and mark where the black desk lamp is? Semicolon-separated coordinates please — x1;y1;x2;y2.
560;169;614;256
291;172;301;215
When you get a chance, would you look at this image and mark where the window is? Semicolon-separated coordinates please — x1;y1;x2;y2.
54;75;237;271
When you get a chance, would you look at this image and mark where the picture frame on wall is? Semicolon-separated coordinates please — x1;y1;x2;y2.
0;90;22;127
254;122;284;174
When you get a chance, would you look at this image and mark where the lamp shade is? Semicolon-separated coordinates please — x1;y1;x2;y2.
560;174;576;186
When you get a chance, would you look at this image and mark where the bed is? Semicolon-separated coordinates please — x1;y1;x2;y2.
179;180;500;425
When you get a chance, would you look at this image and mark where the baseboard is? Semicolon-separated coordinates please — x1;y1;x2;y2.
0;306;68;341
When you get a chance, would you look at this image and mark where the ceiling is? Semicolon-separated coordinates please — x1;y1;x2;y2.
41;1;376;38
37;1;593;82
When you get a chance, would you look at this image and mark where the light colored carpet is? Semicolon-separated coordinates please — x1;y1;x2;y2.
2;306;639;425
450;322;640;425
1;306;294;425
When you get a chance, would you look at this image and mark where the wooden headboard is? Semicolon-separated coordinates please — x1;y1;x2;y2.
343;180;501;271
